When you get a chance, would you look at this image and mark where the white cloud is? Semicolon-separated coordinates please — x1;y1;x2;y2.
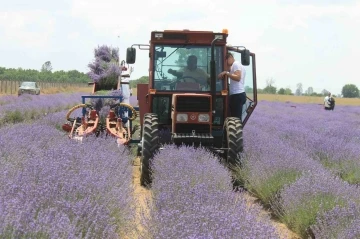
0;0;359;95
0;10;55;49
67;32;80;40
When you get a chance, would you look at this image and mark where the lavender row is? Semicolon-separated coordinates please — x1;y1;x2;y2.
0;93;86;127
252;101;360;184
236;101;360;238
0;113;136;238
140;145;282;239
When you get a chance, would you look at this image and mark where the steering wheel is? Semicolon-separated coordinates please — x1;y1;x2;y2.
178;76;199;83
170;76;201;90
109;102;137;121
66;103;94;122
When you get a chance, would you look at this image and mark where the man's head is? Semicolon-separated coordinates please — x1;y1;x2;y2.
328;92;331;97
225;52;234;66
187;55;197;70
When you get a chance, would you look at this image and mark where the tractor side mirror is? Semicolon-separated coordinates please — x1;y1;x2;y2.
241;49;250;66
126;47;136;64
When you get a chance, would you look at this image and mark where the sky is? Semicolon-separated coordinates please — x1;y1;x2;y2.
1;0;360;95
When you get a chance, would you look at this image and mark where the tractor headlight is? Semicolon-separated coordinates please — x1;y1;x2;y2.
198;113;210;122
176;113;188;122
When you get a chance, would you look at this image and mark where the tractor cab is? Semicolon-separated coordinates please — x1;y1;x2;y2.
126;29;257;187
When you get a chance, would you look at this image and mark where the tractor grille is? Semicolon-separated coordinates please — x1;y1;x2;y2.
176;96;210;112
175;123;210;134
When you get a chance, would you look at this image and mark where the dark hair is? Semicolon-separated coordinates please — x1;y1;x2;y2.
225;52;233;59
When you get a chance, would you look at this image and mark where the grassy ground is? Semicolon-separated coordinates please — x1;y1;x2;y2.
257;94;360;105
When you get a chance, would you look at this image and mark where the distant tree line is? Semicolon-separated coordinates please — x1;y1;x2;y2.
0;61;89;83
250;78;360;98
129;76;149;88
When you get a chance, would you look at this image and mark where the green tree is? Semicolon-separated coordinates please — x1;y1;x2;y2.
342;84;359;98
130;76;149;88
305;87;313;95
263;85;277;94
295;83;303;96
263;77;276;94
41;61;53;72
0;65;89;83
284;88;293;95
278;88;285;95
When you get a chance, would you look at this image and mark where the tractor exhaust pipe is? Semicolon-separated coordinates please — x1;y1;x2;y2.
210;37;221;116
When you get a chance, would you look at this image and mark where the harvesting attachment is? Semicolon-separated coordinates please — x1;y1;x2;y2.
62;103;99;141
62;95;139;146
105;102;138;145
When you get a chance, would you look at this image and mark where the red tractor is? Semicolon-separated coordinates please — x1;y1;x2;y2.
126;29;258;187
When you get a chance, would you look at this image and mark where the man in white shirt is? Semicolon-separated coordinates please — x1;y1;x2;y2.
324;92;335;110
218;52;247;122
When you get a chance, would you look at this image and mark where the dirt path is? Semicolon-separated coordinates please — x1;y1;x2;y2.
127;156;300;239
127;157;152;239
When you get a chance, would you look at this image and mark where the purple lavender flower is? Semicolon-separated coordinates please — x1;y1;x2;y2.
140;145;281;238
0;115;135;237
87;45;121;85
311;202;360;238
0;93;86;127
94;45;112;62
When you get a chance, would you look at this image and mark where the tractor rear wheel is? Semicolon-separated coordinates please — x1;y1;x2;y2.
140;113;159;187
222;117;243;168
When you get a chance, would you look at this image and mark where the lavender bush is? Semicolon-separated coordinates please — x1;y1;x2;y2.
237;101;360;237
0;114;135;238
251;101;360;185
140;145;281;238
272;170;360;238
0;94;18;106
310;202;360;238
0;93;85;127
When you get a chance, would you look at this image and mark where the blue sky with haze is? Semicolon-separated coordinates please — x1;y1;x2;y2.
1;0;359;95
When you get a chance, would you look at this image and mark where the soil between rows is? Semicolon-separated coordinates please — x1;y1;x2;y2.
128;156;301;239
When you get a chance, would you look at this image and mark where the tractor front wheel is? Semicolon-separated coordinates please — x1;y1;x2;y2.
222;117;243;168
140;113;159;187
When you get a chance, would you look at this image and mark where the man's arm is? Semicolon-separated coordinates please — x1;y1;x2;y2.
168;69;183;78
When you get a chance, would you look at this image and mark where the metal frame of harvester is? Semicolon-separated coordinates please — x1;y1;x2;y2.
62;60;140;145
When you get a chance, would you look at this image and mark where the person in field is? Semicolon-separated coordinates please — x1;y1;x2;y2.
218;52;247;122
324;92;335;111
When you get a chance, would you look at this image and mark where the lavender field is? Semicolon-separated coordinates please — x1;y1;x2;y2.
0;93;359;238
235;101;360;238
0;93;86;128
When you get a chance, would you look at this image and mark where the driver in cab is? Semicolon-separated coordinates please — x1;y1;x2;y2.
167;55;210;88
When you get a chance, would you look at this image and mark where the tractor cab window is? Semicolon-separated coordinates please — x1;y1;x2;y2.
152;45;224;92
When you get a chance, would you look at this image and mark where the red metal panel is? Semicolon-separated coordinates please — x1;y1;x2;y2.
137;84;150;125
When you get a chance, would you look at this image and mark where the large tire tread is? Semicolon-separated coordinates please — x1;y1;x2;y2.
140;113;159;187
223;117;243;167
